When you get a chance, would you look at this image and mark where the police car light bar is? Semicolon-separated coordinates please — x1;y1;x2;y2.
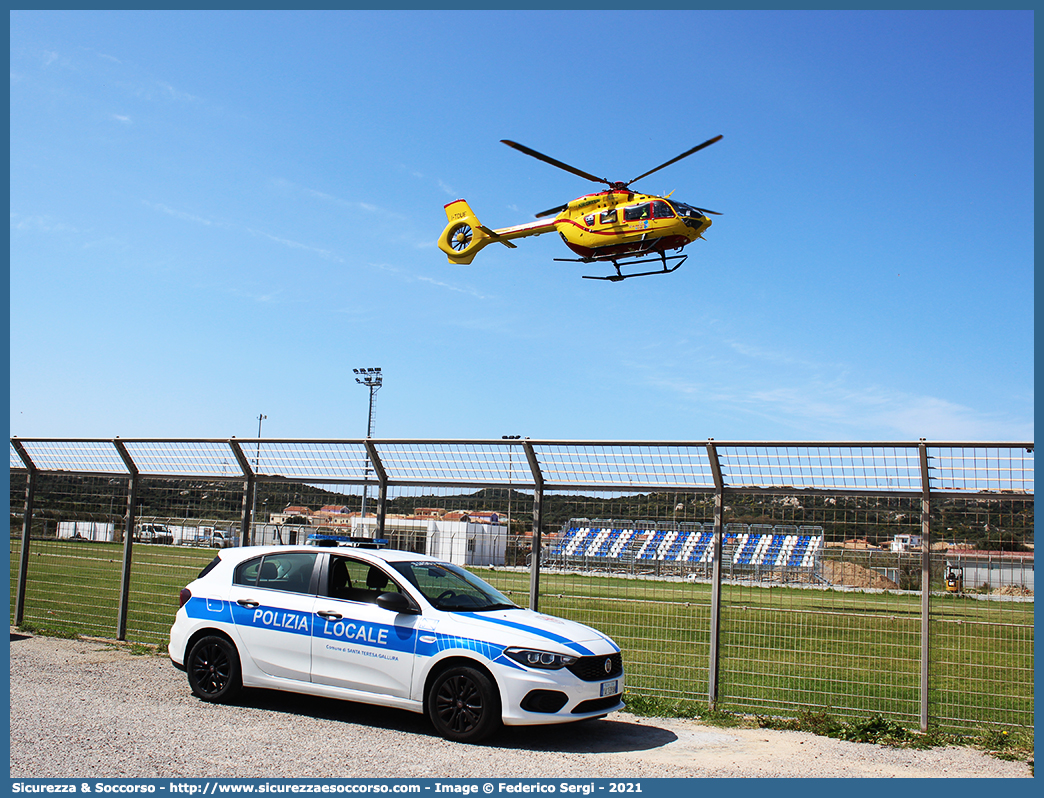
306;534;388;549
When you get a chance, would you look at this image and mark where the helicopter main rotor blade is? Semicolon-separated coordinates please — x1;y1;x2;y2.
626;135;723;186
535;203;569;219
501;140;610;186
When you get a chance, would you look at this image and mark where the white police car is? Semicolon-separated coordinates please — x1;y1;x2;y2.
169;544;624;743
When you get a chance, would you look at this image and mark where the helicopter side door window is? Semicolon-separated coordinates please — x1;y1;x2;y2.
599;208;617;224
623;204;651;222
652;201;676;219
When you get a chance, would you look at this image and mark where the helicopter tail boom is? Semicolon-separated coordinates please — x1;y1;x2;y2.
439;199;556;264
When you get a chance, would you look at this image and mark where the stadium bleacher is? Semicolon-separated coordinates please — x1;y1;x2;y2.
547;519;824;571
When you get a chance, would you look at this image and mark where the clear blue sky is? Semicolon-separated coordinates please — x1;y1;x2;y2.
9;10;1034;443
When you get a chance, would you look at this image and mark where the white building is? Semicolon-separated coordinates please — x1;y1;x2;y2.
57;521;115;541
351;515;507;567
891;533;923;553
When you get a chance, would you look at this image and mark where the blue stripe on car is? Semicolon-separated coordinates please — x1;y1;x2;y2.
415;630;517;668
457;612;597;655
184;598;600;666
185;596;235;624
312;615;418;655
230;602;312;637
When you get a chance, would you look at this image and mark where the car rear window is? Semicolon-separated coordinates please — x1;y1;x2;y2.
234;552;318;594
198;556;221;579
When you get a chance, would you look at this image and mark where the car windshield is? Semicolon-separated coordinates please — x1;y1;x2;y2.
390;561;517;612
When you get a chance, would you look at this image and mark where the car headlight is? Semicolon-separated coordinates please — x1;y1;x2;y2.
504;647;578;670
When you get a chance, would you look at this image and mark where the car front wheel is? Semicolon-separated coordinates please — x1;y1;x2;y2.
187;635;242;703
427;665;501;743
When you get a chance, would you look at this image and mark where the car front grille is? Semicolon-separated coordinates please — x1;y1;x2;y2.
566;652;623;682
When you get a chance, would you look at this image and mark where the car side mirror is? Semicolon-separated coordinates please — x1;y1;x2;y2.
376;591;418;614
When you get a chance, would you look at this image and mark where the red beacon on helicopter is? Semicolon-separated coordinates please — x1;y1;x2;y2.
437;135;722;281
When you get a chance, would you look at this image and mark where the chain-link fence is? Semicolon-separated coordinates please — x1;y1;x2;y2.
9;438;1033;733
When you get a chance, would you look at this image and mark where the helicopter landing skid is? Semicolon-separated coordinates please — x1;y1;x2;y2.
555;252;688;282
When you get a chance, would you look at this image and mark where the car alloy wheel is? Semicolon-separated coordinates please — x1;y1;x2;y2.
427;665;501;743
187;635;242;703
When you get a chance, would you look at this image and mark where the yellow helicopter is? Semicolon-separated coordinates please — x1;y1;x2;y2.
437;135;722;281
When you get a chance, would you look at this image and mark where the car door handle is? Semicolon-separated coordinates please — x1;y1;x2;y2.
237;599;260;608
316;611;342;620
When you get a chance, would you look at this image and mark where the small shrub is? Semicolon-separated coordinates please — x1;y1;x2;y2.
831;713;916;745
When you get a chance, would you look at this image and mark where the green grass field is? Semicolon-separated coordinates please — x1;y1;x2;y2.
473;566;1033;732
10;539;1033;734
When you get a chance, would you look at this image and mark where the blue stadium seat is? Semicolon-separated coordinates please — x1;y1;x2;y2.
556;520;824;571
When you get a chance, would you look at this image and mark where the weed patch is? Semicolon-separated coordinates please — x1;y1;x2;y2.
973;727;1033;764
624;692;743;727
755;709;1033;766
17;621;80;640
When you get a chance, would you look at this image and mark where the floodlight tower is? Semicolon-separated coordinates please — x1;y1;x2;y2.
255;413;267;470
354;368;383;522
251;413;267;542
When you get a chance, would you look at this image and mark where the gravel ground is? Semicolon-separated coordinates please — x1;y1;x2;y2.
9;631;1032;779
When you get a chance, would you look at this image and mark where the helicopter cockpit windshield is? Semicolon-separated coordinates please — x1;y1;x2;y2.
670;202;707;220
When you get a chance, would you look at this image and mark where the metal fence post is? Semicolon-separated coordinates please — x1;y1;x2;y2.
113;440;138;641
706;441;725;708
365;440;388;540
11;440;36;627
229;440;255;547
523;440;544;611
918;441;932;732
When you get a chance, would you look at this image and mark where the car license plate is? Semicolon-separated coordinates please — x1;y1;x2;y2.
600;679;619;697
